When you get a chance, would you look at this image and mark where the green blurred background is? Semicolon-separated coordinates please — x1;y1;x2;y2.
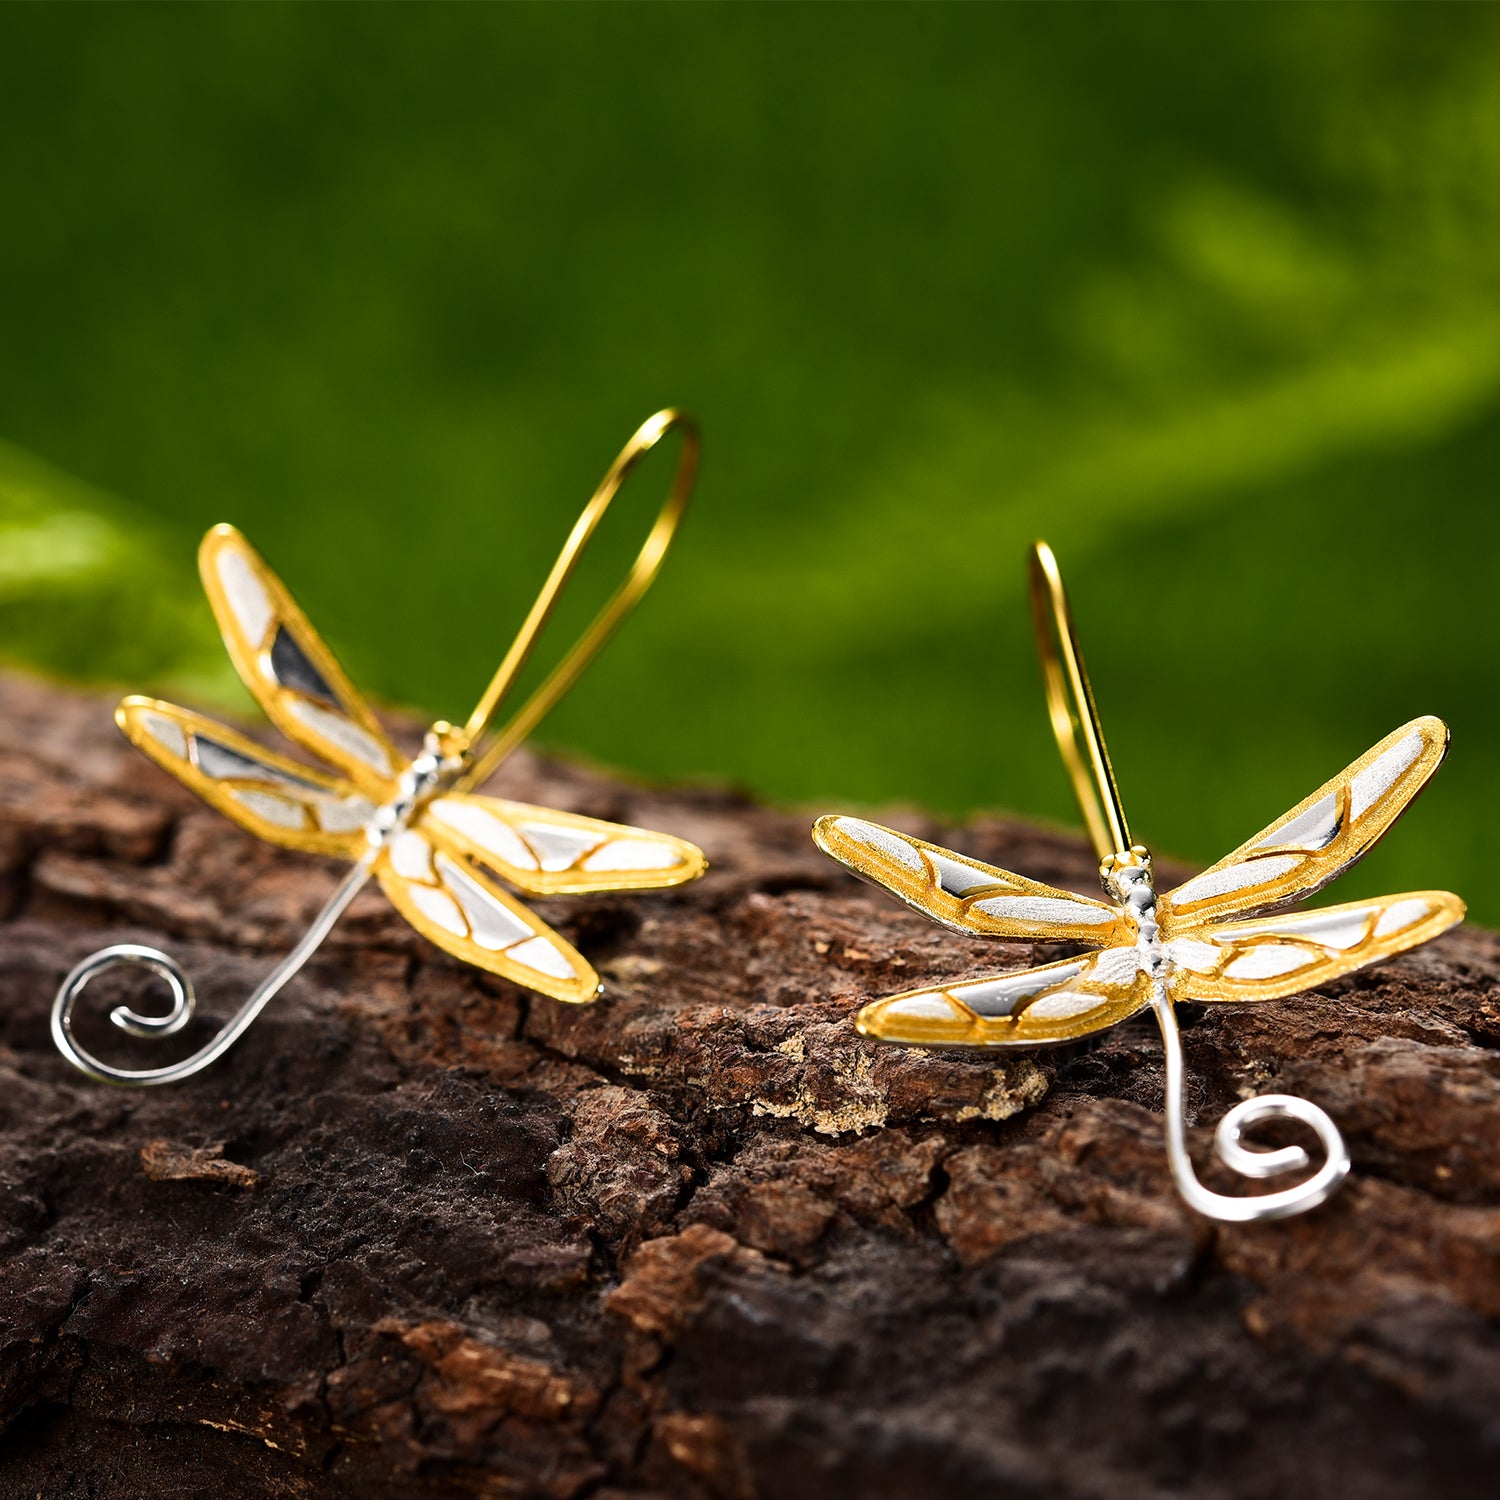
2;4;1499;917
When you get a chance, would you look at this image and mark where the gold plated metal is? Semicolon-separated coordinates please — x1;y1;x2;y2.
458;409;699;789
814;541;1465;1221
52;411;708;1086
1028;541;1130;861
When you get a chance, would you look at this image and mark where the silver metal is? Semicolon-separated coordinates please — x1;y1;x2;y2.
364;734;460;850
1150;988;1350;1223
1103;845;1350;1222
51;855;376;1087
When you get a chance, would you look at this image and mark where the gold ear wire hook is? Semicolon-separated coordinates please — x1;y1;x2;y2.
456;408;699;791
1027;541;1131;862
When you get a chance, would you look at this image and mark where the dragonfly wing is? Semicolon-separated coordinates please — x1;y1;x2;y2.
421;794;707;897
117;696;378;856
1161;717;1450;927
855;945;1150;1049
198;524;402;792
376;828;601;1004
1167;891;1464;1003
814;815;1126;945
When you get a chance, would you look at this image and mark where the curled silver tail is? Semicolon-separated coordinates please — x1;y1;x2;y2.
1151;991;1349;1222
51;857;374;1087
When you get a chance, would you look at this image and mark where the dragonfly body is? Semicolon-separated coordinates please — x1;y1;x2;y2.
1103;847;1167;987
364;733;461;852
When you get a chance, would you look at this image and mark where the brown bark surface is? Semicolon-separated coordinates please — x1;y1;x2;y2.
0;671;1497;1499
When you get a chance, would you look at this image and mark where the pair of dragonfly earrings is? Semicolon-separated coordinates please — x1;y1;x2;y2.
51;410;1464;1227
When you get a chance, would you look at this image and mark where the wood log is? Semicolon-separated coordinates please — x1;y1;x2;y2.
0;671;1495;1498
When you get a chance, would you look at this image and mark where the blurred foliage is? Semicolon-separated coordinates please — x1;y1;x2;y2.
0;438;229;699
2;4;1500;918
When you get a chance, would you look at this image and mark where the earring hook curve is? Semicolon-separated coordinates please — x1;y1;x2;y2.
1028;540;1131;861
457;408;699;790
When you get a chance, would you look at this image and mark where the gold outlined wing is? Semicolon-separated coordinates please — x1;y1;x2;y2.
1160;718;1450;929
855;946;1150;1049
117;696;378;857
1163;891;1464;1003
198;524;402;794
813;815;1126;945
376;828;601;1004
420;794;707;897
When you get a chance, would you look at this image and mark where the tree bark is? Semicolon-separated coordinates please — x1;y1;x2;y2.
0;672;1496;1499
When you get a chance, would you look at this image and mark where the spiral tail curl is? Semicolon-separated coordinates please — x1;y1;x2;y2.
50;860;373;1087
1151;993;1350;1223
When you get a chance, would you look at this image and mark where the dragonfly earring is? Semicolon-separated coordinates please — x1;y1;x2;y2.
53;410;708;1086
813;542;1464;1223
